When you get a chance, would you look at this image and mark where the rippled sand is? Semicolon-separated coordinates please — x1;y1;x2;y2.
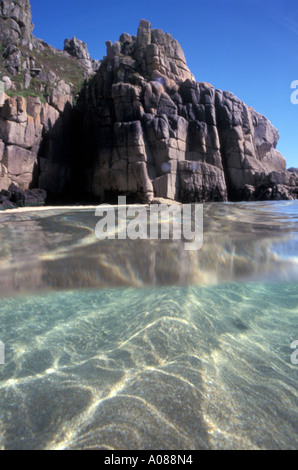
0;201;298;450
0;283;297;450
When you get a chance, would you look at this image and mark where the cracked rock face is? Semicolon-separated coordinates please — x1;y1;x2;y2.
81;20;297;203
0;15;297;204
0;0;33;46
0;0;33;76
0;91;73;197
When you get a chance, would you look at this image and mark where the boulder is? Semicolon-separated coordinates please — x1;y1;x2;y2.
0;189;16;209
2;76;12;90
0;184;47;208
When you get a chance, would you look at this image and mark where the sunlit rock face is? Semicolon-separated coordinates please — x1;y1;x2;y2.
64;36;100;74
80;20;297;203
0;0;33;46
0;91;73;199
0;0;34;76
0;10;297;204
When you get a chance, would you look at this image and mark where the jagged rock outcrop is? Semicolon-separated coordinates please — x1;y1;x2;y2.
79;20;297;203
0;0;93;204
0;11;297;205
0;0;96;93
0;0;33;46
0;85;74;199
64;36;100;75
0;0;34;76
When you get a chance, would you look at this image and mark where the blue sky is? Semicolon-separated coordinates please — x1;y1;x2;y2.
30;0;297;168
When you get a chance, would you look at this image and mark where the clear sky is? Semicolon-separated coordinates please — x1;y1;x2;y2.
30;0;297;169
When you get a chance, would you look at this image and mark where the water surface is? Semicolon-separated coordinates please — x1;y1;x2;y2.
0;201;297;449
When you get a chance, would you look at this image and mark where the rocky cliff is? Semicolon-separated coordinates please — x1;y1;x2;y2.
80;19;297;203
0;4;297;207
0;86;74;193
0;0;96;93
0;0;33;47
0;0;96;206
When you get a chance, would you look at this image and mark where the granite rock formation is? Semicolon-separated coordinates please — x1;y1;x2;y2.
80;19;297;203
0;86;75;200
0;0;34;76
0;5;297;206
0;0;95;205
0;0;97;91
64;36;100;75
0;0;33;47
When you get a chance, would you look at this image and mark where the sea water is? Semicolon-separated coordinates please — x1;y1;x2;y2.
0;201;297;450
